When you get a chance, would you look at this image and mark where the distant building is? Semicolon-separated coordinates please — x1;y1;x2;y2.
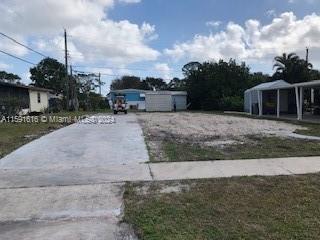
108;89;148;110
0;81;51;115
107;88;187;112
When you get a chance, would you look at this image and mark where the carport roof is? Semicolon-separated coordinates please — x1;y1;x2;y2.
246;80;292;92
293;79;320;88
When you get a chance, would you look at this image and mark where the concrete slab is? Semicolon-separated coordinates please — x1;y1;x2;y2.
0;164;152;189
0;219;119;240
0;114;149;239
0;183;123;222
0;114;149;170
149;157;320;180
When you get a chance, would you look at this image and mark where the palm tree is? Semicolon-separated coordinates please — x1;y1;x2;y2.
273;53;312;83
273;53;299;73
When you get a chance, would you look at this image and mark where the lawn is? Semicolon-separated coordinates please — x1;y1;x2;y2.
0;111;109;158
124;174;320;240
162;135;320;162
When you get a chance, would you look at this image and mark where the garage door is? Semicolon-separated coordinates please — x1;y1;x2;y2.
172;95;187;110
145;94;172;112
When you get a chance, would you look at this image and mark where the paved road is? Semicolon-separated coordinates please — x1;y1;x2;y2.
0;114;150;240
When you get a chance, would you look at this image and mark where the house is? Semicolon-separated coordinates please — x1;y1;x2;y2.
0;81;51;115
244;79;320;121
108;89;147;110
107;89;188;112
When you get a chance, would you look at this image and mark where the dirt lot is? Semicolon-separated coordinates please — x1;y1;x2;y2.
136;112;320;162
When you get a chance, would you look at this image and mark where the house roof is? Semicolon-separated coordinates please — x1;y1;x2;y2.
0;81;51;92
109;89;151;94
246;80;292;92
293;80;320;88
109;89;187;96
146;91;187;96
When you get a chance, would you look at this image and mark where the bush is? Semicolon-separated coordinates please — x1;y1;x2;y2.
222;96;244;111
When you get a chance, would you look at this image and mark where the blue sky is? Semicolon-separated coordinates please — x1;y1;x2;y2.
0;0;320;94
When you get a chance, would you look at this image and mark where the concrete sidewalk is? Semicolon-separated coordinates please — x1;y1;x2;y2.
148;156;320;180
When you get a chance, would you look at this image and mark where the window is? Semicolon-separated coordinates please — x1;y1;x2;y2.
37;92;41;103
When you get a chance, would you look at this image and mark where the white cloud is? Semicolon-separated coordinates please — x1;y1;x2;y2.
118;0;141;3
288;0;315;4
165;12;320;68
0;62;11;70
206;21;222;28
154;63;172;81
0;0;159;65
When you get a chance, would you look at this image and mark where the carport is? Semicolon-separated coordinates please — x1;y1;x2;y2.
245;79;320;121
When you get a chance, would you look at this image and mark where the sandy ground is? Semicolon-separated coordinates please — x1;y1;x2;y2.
137;112;305;143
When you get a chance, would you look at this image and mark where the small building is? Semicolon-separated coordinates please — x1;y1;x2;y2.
145;91;187;112
0;81;51;115
107;89;188;112
244;79;320;121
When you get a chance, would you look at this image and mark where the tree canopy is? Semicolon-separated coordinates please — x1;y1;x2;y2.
272;52;313;83
0;71;21;83
183;59;269;111
30;57;66;93
110;76;171;91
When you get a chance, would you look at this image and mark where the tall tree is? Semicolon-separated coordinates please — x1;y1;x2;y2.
273;53;312;83
144;77;167;90
168;77;186;90
0;71;21;83
30;57;66;93
110;76;144;90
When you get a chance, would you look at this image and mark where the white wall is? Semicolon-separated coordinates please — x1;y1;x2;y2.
145;94;172;112
172;95;187;110
127;101;146;110
29;90;49;112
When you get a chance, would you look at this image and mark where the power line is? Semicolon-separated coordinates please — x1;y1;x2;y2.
0;50;36;65
73;65;182;73
0;32;47;58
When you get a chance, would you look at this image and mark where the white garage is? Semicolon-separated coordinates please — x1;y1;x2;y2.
145;91;187;112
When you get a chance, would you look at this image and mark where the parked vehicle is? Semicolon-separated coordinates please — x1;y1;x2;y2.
113;95;127;114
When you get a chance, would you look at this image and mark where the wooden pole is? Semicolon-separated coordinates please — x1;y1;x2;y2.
295;87;300;120
277;89;280;118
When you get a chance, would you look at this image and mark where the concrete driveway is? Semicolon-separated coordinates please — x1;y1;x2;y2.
0;114;151;240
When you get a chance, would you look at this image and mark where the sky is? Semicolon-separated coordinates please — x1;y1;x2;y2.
0;0;320;94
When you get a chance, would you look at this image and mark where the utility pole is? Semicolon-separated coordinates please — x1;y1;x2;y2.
98;72;101;96
306;47;309;64
64;29;69;110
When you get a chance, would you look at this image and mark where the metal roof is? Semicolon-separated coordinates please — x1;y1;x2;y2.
246;80;292;92
293;80;320;88
0;81;51;92
145;91;187;96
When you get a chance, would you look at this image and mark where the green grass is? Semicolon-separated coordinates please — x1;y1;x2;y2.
0;111;107;158
163;141;225;161
160;136;320;162
124;174;320;240
294;123;320;137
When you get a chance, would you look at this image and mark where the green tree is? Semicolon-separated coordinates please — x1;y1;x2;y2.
30;57;66;93
110;76;143;90
168;77;186;90
144;77;167;90
183;60;256;111
273;53;312;83
0;71;21;83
